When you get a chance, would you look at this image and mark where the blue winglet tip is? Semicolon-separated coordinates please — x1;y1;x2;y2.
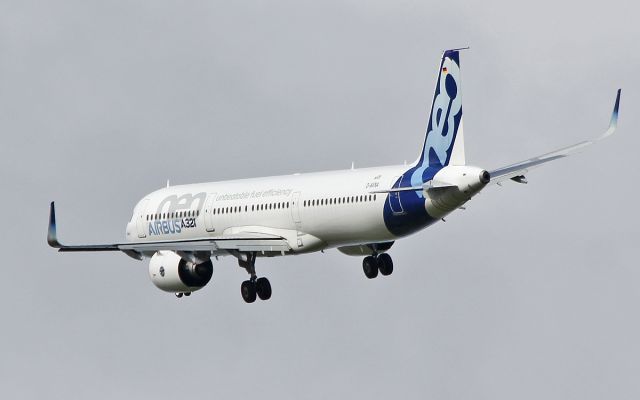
610;88;621;128
47;201;60;248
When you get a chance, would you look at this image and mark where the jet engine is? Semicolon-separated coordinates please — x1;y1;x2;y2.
148;251;213;293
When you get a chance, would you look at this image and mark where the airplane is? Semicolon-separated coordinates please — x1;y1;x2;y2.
47;49;621;303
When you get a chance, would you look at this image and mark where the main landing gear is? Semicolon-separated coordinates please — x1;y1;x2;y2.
238;252;272;303
362;253;393;279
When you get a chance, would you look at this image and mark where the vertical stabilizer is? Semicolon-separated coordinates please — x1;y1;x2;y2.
410;49;466;187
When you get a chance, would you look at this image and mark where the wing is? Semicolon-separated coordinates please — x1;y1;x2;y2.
489;89;621;185
47;202;291;259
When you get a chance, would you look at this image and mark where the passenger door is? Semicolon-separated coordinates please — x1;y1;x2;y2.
388;176;405;214
136;198;150;238
204;193;217;232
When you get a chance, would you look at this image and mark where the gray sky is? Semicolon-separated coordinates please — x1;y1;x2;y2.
1;0;639;399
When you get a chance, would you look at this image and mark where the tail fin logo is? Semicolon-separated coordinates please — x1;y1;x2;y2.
409;52;463;192
423;56;462;166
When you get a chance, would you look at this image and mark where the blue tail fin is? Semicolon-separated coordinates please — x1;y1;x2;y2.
410;49;466;186
420;49;465;167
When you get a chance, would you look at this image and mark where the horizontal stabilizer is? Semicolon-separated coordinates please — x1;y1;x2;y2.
370;182;457;194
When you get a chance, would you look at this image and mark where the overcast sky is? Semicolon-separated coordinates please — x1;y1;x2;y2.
1;1;639;399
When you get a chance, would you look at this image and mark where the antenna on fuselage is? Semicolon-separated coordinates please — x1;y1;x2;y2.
166;179;170;188
351;161;355;170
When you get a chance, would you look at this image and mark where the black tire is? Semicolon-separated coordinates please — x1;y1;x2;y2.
241;280;257;303
363;256;378;279
378;253;393;276
256;277;272;300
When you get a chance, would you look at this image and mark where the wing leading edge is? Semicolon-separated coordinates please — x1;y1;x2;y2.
47;202;291;258
489;89;621;185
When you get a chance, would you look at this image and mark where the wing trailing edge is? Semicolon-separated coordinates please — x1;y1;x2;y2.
489;89;621;185
47;202;291;257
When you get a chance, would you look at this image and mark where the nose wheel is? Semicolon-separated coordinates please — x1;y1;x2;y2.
362;253;393;279
238;252;272;303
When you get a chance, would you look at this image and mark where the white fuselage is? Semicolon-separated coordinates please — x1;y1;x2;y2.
125;165;412;255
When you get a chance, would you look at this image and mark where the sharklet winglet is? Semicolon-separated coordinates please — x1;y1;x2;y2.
47;202;62;248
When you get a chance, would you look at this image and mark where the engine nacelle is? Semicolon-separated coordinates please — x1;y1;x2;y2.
148;251;213;293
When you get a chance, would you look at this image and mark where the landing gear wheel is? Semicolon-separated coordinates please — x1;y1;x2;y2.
241;280;257;303
363;256;379;279
175;293;183;298
256;277;272;300
377;253;393;276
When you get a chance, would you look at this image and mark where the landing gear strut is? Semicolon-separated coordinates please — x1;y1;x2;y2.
238;252;272;303
362;253;394;279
